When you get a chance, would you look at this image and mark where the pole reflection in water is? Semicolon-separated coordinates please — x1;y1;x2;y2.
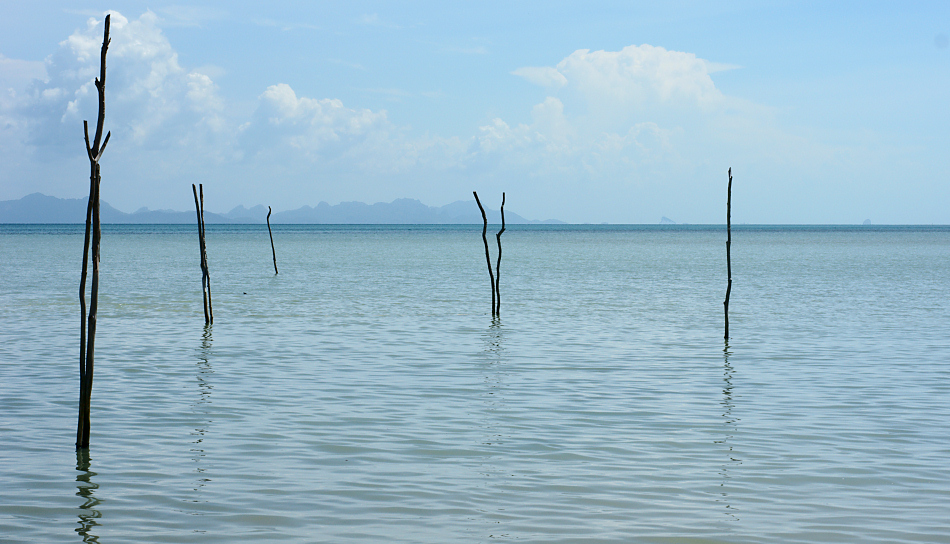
479;316;511;539
191;326;214;502
75;449;101;543
481;316;507;448
715;340;741;521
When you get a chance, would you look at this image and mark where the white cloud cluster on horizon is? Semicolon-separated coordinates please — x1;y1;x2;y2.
0;9;864;222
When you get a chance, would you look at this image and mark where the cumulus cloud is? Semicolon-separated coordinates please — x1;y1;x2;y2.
475;97;571;155
243;83;390;158
485;43;868;222
516;45;725;107
240;82;469;178
474;44;730;182
17;10;228;152
2;19;832;222
555;44;725;125
472;95;679;183
509;44;742;146
169;43;746;206
5;21;740;207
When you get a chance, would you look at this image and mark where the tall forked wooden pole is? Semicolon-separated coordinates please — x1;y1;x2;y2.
724;167;733;340
473;191;496;315
77;14;112;450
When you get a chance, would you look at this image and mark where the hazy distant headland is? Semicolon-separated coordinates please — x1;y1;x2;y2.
0;193;563;225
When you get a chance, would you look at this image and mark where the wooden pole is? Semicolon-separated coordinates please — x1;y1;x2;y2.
192;184;208;324
473;191;496;315
77;14;111;450
494;193;506;316
724;167;733;340
77;163;93;449
267;206;278;274
192;184;213;325
200;185;213;323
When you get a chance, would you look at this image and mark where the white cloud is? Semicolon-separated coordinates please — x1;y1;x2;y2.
247;83;472;175
245;83;390;157
17;10;229;151
476;45;732;181
1;17;863;223
475;97;570;155
208;44;740;211
472;95;679;183
554;44;725;120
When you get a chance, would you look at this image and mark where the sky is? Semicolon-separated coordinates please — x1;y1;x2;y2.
0;1;948;223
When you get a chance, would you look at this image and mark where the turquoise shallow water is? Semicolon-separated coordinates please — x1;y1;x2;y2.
1;224;948;543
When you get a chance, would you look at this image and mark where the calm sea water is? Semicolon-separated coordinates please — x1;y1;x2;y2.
1;224;948;543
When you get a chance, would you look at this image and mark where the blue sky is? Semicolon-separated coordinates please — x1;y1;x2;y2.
1;1;947;223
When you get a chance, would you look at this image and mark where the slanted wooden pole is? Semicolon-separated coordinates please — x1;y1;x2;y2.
192;184;213;325
192;184;208;323
200;186;213;323
494;193;506;315
77;14;111;450
473;191;496;315
724;167;733;340
267;206;278;274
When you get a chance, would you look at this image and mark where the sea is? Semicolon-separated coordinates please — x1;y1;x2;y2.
1;224;948;543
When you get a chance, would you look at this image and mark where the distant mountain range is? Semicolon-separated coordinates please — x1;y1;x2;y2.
0;193;564;224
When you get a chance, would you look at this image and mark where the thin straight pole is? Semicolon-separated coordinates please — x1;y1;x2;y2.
267;206;278;274
473;191;496;314
494;193;506;315
724;167;733;340
191;183;211;325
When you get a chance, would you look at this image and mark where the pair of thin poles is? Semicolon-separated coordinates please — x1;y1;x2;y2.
474;191;506;316
192;184;213;325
